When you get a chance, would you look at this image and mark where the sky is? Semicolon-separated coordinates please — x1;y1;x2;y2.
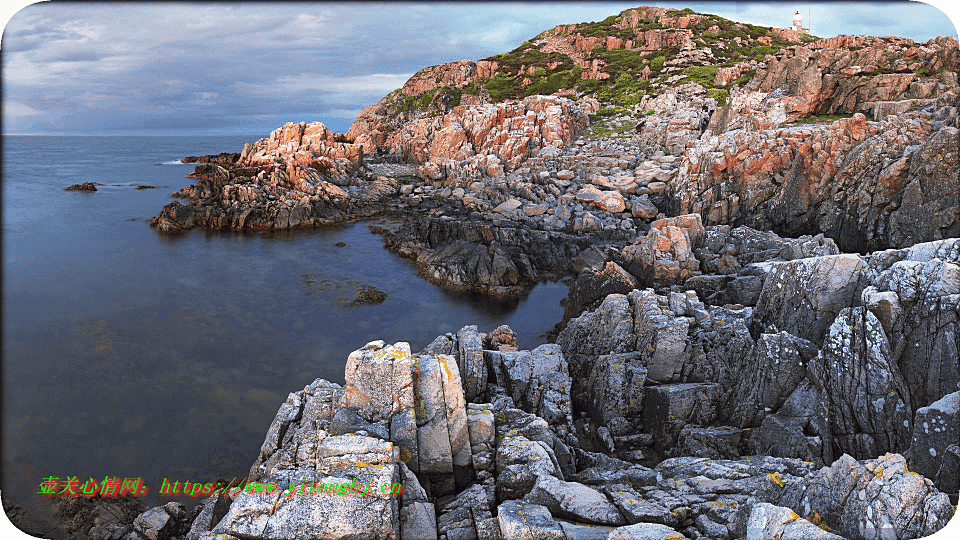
1;1;958;136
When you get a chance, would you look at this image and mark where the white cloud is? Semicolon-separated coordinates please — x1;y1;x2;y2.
3;100;41;117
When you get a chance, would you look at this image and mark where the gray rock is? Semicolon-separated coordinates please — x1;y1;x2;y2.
754;254;867;346
468;403;497;472
934;443;960;496
557;519;616;540
132;503;186;540
564;262;639;326
606;488;682;527
673;425;742;460
809;308;912;460
330;407;390;439
486;344;572;425
730;501;845;540
557;293;636;384
583;352;647;429
413;354;455;475
456;325;487;402
643;383;724;455
748;414;822;465
725;332;817;428
523;474;626;525
496;500;565;540
607;522;689;540
906;391;959;481
774;453;955;540
186;493;230;540
630;289;692;383
342;341;415;424
400;501;438;540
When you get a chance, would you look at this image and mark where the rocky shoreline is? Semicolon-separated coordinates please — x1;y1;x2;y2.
21;5;960;540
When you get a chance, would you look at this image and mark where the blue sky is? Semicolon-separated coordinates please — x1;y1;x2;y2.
2;1;958;136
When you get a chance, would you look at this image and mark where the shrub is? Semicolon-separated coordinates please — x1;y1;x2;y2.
707;88;729;105
650;56;666;71
683;65;719;87
579;78;600;94
485;74;520;102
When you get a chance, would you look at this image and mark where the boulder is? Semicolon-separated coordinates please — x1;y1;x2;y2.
582;352;647;429
607;523;689;540
808;308;912;460
486;344;572;425
729;502;845;540
523;475;626;526
643;383;724;455
497;500;565;540
622;215;704;287
563;262;639;324
906;391;960;482
754;254;867;346
774;453;955;540
724;331;817;428
456;325;487;402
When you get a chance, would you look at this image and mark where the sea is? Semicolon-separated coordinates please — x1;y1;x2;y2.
1;135;567;519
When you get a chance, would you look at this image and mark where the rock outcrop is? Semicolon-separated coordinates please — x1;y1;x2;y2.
125;8;960;539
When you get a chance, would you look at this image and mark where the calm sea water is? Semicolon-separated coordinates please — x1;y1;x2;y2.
1;135;566;517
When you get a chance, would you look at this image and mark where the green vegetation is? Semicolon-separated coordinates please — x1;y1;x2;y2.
707;88;729;105
682;65;719;87
485;74;521;102
398;89;437;113
450;6;810;107
788;113;854;125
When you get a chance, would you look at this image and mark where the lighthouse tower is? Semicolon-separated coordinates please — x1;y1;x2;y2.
792;11;803;32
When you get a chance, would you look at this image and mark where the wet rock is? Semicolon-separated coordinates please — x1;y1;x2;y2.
65;182;98;191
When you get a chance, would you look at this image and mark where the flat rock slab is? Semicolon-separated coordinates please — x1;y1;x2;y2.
524;475;625;526
497;500;566;540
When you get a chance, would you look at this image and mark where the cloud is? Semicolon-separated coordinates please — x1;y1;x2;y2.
2;1;957;135
3;100;41;117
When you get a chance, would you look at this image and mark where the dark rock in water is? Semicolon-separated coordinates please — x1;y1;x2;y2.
65;182;98;191
349;285;387;305
182;152;240;165
135;184;157;190
335;241;347;247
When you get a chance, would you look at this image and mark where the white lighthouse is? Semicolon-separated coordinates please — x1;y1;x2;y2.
792;10;809;33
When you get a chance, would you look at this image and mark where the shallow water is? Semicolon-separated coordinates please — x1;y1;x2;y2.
1;135;567;516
